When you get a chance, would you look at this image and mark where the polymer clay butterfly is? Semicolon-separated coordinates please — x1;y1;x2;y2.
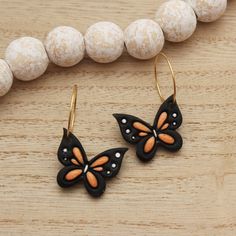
57;128;128;197
113;95;183;162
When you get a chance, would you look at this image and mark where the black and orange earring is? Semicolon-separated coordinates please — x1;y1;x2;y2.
57;85;128;197
113;53;183;162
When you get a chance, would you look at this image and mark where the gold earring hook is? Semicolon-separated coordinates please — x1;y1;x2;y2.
67;85;78;136
154;52;177;103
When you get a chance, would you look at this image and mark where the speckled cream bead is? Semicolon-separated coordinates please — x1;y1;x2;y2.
155;0;197;42
124;19;164;60
45;26;85;67
5;37;49;81
0;59;13;97
85;21;124;63
184;0;227;22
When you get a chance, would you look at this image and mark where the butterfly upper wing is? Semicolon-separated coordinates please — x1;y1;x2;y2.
153;95;183;152
153;95;182;131
88;148;128;178
57;128;88;188
57;128;88;167
113;114;153;144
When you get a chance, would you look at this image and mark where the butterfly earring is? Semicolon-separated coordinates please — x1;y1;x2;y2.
113;53;183;162
57;85;128;197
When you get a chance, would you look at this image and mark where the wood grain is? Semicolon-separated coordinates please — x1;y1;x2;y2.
0;0;236;235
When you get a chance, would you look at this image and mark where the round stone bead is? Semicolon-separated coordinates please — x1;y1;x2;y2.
155;0;197;42
85;21;124;63
45;26;85;67
184;0;227;22
5;37;49;81
0;59;13;97
124;19;164;60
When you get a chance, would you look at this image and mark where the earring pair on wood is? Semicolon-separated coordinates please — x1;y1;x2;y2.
57;53;183;197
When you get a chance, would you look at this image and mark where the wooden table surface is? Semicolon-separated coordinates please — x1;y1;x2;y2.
0;0;236;235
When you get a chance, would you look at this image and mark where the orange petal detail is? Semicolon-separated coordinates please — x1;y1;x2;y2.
161;123;169;130
133;122;151;133
90;156;109;168
157;112;167;129
158;134;175;144
144;137;156;153
86;171;98;188
93;167;103;172
71;158;80;165
65;169;82;181
73;147;84;164
139;132;148;137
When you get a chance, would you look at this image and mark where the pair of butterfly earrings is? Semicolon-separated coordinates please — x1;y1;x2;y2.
57;53;183;197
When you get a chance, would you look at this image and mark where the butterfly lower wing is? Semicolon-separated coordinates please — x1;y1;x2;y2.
57;128;88;167
136;135;158;161
113;114;153;144
157;130;183;152
57;165;83;188
153;95;183;131
84;148;128;197
88;148;128;178
83;170;106;197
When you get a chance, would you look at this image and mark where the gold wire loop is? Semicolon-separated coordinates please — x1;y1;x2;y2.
67;85;78;136
154;52;177;103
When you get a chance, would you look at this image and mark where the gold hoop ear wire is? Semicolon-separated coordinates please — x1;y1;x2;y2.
154;52;177;103
67;85;78;136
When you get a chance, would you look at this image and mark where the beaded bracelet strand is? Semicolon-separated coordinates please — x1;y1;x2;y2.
0;0;227;97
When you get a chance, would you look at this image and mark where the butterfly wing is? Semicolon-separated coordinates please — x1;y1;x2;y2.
157;130;183;151
83;170;106;197
57;128;88;188
113;114;159;162
57;128;88;167
136;135;158;162
153;95;183;152
57;166;83;188
113;114;153;144
84;148;128;197
153;95;182;131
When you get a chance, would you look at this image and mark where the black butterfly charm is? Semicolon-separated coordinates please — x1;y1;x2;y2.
57;128;128;197
113;95;183;162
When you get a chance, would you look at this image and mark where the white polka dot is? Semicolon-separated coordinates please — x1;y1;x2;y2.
121;118;127;124
115;152;121;158
172;113;177;118
112;163;116;168
107;171;111;175
173;122;177;126
63;148;68;153
126;129;131;134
